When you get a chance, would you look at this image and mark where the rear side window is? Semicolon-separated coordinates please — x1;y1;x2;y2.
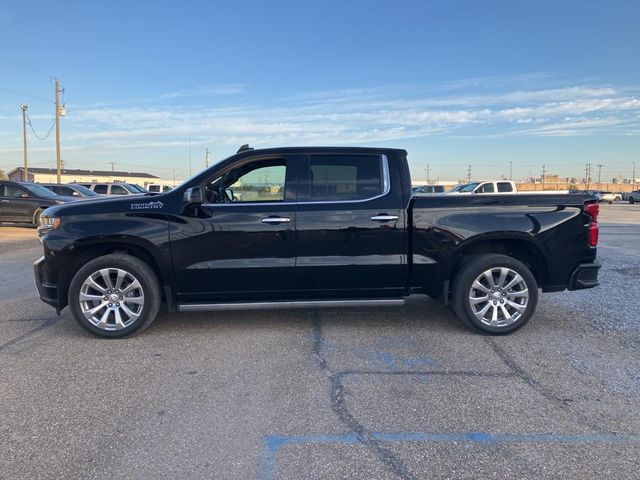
93;184;108;194
307;154;383;201
497;182;513;193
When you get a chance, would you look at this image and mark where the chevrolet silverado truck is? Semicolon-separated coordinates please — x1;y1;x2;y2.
34;146;600;337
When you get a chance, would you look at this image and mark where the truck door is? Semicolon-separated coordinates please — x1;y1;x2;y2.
294;153;407;296
170;154;300;299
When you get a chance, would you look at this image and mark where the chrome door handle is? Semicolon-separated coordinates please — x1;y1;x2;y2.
261;216;291;224
370;214;399;222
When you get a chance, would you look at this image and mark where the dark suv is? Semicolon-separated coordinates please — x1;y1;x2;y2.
0;181;74;226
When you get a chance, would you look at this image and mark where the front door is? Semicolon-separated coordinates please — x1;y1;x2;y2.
294;153;407;297
0;183;36;222
170;155;300;300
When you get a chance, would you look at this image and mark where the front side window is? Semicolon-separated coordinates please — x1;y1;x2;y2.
93;185;108;194
477;183;495;193
3;185;28;197
110;185;128;195
308;154;383;201
497;182;513;193
205;158;287;203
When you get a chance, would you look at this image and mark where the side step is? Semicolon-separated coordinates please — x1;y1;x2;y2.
177;298;405;312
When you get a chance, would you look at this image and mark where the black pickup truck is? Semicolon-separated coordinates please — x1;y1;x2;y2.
34;146;600;337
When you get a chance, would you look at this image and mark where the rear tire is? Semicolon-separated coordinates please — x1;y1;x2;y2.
68;254;161;338
452;254;538;335
630;197;635;204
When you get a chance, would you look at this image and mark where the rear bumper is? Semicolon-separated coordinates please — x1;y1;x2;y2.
34;255;59;309
567;262;600;290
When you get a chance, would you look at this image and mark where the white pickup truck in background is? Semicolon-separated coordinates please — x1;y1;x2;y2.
445;180;569;195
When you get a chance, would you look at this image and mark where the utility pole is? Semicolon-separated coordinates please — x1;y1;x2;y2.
632;162;636;192
542;165;546;190
509;161;513;180
585;163;591;190
467;164;472;183
54;78;63;183
425;164;430;184
188;137;192;176
172;168;176;186
596;164;604;190
20;104;28;181
108;162;116;172
205;147;210;168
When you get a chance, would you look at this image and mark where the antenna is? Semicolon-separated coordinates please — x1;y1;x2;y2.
237;144;253;153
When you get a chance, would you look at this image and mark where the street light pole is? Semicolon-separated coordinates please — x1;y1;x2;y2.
20;104;28;181
509;161;513;180
633;162;636;192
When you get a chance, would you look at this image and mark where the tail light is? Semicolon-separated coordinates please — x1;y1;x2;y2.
585;202;599;247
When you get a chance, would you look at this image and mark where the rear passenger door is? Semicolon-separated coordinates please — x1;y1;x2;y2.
294;153;407;296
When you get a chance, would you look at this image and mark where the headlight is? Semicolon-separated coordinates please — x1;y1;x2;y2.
39;217;61;230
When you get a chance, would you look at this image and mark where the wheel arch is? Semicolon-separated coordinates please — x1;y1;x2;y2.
56;238;168;311
449;233;549;289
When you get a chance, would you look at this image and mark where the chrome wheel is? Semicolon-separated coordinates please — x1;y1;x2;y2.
468;267;529;328
79;268;145;331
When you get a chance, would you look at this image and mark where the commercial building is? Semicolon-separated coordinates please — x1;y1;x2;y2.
7;167;178;189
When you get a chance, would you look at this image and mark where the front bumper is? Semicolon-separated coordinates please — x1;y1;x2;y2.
567;262;601;290
34;255;59;309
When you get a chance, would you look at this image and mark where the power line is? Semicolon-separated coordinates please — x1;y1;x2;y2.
26;113;56;140
0;56;53;80
0;86;53;104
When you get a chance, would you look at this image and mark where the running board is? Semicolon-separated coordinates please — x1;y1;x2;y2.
177;298;405;312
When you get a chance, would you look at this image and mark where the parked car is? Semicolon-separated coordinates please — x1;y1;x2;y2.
147;184;174;193
629;190;640;204
35;146;600;338
446;180;569;195
79;182;146;196
598;191;622;204
40;183;100;198
0;181;74;226
412;185;445;194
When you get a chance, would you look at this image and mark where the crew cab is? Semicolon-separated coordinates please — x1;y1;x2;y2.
34;146;600;337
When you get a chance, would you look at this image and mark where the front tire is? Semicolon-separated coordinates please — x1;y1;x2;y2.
630;197;635;204
452;254;538;335
68;254;161;338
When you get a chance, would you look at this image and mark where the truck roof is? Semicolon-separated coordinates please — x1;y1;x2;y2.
233;146;408;156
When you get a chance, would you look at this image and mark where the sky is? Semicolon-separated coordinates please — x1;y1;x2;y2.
0;0;639;182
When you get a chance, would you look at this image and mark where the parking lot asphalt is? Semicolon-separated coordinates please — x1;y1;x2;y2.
1;204;639;479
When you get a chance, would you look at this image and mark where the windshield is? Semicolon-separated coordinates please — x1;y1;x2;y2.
122;183;143;193
458;183;480;193
129;183;148;193
72;184;99;196
22;183;58;197
177;155;230;188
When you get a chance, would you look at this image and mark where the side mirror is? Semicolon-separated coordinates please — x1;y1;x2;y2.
72;192;80;196
184;186;204;205
19;193;29;198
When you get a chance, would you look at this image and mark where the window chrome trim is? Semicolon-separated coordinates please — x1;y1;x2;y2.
201;154;390;207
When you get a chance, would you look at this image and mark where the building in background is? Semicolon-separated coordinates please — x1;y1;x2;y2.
7;167;179;188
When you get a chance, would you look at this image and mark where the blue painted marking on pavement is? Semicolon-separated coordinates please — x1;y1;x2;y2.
260;431;640;480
